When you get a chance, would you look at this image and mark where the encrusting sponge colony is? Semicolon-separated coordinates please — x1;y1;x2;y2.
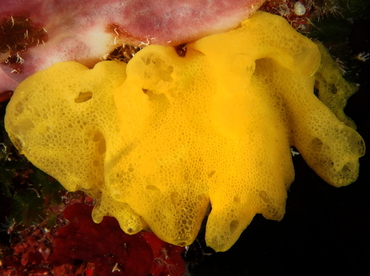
5;12;365;251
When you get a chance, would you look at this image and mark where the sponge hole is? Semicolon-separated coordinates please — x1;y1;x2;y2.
233;196;241;203
258;190;270;203
327;83;338;95
311;137;323;149
229;220;239;235
142;88;152;95
92;131;106;155
15;101;24;113
208;170;216;178
170;191;180;205
74;91;93;103
16;118;35;133
98;139;106;155
146;185;160;192
350;133;366;156
340;164;350;173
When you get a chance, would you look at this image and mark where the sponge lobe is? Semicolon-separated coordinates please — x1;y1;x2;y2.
5;60;127;194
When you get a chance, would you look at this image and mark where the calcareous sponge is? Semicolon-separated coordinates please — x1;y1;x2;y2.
5;12;365;252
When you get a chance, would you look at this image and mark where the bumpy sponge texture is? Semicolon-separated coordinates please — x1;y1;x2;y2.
5;11;365;252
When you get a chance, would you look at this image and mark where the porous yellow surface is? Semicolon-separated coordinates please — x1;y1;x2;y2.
5;12;365;252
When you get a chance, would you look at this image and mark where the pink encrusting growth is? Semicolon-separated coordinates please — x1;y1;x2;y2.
0;0;265;95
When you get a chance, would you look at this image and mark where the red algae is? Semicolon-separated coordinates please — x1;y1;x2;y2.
50;203;154;276
50;203;185;276
0;189;185;276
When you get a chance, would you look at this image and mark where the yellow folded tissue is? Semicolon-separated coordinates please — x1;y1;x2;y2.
5;12;365;252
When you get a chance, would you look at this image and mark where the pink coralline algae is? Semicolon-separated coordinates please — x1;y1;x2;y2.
0;0;265;94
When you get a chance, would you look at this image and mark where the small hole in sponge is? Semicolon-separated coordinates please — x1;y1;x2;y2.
311;137;323;149
98;139;106;155
146;185;160;192
92;131;106;155
170;191;180;205
233;196;241;203
258;190;270;203
142;88;153;95
15;101;24;113
230;220;239;235
142;89;156;97
126;228;134;234
208;171;216;178
92;131;104;142
328;83;338;94
341;164;350;173
74;91;93;103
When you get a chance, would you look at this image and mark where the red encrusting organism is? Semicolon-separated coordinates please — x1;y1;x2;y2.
50;203;186;276
0;199;185;275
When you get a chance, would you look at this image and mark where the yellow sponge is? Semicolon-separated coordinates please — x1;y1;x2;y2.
5;11;365;252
